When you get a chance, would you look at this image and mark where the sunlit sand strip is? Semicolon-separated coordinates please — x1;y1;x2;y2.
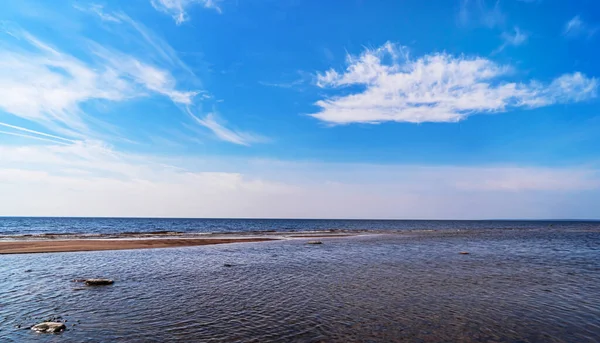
0;237;277;254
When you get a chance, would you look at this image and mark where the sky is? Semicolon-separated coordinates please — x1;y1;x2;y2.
0;0;599;219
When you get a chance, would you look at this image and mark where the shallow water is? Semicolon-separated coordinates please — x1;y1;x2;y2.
1;230;599;342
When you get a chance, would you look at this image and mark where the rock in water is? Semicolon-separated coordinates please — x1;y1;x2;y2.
31;322;66;333
84;278;114;286
307;241;323;245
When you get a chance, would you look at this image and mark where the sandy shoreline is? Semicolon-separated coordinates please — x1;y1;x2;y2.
0;237;277;254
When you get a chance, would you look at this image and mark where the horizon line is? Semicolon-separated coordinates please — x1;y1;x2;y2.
1;216;599;222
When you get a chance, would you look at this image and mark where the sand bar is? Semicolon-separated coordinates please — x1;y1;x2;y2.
0;237;276;254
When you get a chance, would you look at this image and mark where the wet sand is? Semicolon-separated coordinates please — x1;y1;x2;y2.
0;237;276;254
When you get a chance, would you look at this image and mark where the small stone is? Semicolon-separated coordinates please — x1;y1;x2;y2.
84;279;114;286
31;322;66;333
307;241;323;245
459;251;470;255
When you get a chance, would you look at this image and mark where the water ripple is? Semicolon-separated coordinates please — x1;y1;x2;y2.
0;232;599;342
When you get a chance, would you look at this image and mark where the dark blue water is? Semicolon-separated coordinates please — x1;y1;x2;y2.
1;218;599;342
1;230;599;342
0;217;598;236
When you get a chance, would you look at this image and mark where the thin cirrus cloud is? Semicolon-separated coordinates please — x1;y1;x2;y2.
563;16;597;39
493;27;528;54
0;26;132;137
0;25;195;138
90;43;199;105
0;6;261;146
73;3;122;23
0;122;75;145
310;42;597;125
92;8;261;146
458;0;505;29
188;112;268;146
150;0;221;25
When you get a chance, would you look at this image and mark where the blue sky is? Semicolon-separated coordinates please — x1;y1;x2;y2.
0;0;599;219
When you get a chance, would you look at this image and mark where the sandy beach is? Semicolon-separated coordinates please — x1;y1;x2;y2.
0;237;276;254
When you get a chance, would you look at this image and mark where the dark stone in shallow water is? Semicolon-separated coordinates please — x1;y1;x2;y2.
31;322;66;333
84;279;114;286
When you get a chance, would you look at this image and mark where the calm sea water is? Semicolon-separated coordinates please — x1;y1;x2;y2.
0;217;599;236
1;219;599;342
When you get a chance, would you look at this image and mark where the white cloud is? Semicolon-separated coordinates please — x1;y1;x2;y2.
74;8;263;145
0;27;202;139
0;28;133;137
150;0;221;25
259;79;305;89
563;16;597;38
189;112;267;146
311;42;597;124
0;121;75;144
1;5;264;147
0;130;71;145
92;45;199;105
0;143;599;218
74;4;122;23
494;27;528;53
564;16;583;36
458;0;505;28
110;12;198;77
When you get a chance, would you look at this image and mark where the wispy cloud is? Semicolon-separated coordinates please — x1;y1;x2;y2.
0;26;200;138
0;121;75;144
0;26;132;137
111;12;198;77
1;8;261;146
0;130;72;145
311;42;597;125
458;0;505;29
150;0;222;25
563;16;597;39
258;79;304;89
91;44;199;105
79;7;263;145
493;27;528;53
189;112;267;146
73;3;122;23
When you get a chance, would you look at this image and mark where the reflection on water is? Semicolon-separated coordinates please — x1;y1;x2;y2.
1;230;599;342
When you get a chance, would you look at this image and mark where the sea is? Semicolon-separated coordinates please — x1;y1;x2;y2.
1;217;599;236
0;217;599;342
